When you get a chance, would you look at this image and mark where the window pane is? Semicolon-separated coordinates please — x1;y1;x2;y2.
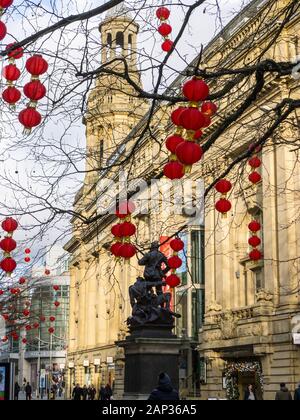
191;230;204;284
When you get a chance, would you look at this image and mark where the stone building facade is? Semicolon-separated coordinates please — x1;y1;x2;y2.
65;0;300;399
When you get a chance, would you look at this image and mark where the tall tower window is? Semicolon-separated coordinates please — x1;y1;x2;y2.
128;34;133;57
106;33;112;60
116;32;124;55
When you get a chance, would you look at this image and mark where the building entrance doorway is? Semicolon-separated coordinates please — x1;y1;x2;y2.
224;360;263;400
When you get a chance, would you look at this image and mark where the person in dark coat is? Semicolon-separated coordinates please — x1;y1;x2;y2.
82;385;88;400
275;383;293;400
294;383;300;401
88;385;97;401
105;384;113;400
99;386;106;400
25;382;32;400
148;372;179;401
72;384;83;400
244;384;257;400
14;382;20;400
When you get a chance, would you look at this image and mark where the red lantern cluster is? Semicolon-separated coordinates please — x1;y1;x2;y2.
165;237;184;288
0;217;18;275
2;50;22;108
248;220;262;261
111;201;137;261
214;179;232;218
0;1;14;42
156;6;173;53
248;144;262;187
164;78;217;179
24;247;31;263
19;55;48;134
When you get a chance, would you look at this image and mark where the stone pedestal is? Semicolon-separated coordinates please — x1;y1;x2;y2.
116;326;182;400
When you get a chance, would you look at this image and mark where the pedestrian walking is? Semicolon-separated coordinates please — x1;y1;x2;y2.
25;382;32;400
14;382;20;400
244;384;257;401
294;383;300;401
82;384;88;400
99;385;106;401
275;383;293;401
105;383;113;400
148;372;179;401
88;385;97;401
72;383;83;400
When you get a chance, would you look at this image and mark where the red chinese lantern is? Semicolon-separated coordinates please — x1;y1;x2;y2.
175;141;203;166
1;257;17;273
215;198;232;214
24;81;46;101
0;290;3;295
48;327;54;334
248;143;262;153
6;43;23;60
110;242;123;257
25;325;31;331
2;64;20;81
0;237;17;252
53;285;59;291
26;55;48;77
118;243;136;259
111;224;122;237
18;108;42;130
156;7;170;20
19;277;26;285
248;236;261;247
180;108;205;131
50;316;56;322
40;316;46;322
22;309;30;317
33;323;39;329
24;257;31;263
54;301;60;307
249;171;261;184
163;161;184;180
119;222;136;237
170;238;184;252
166;274;181;288
249;249;262;261
0;0;14;8
25;248;31;254
215;179;232;195
2;314;9;320
158;23;172;37
202;115;211;128
116;201;135;219
2;217;18;233
193;130;203;140
12;334;19;341
168;255;182;269
45;269;50;275
22;338;27;344
248;221;261;233
161;39;173;52
2;87;21;105
248;156;261;168
171;107;186;126
201;102;217;116
182;78;209;102
166;135;184;154
0;21;6;41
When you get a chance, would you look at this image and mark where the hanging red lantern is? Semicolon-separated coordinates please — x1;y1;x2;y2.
161;39;173;52
0;21;6;41
12;334;19;341
24;257;31;263
171;107;186;126
249;249;262;261
168;255;182;269
18;108;42;130
166;274;181;288
111;224;122;237
201;102;217;116
2;314;9;320
0;257;17;273
49;316;56;322
118;243;136;259
0;0;14;8
2;87;21;106
48;327;54;334
158;23;172;37
163;161;184;180
249;171;261;184
53;285;59;291
45;269;50;275
2;217;18;233
2;64;20;81
156;7;170;21
110;242;123;257
248;236;261;247
40;315;46;322
215;198;232;214
248;143;262;153
0;290;3;295
193;130;203;140
54;301;60;307
25;325;31;331
0;237;17;253
119;222;136;237
25;248;31;254
116;201;135;219
33;322;39;329
202;115;211;128
22;338;27;344
180;108;205;131
6;43;23;60
19;277;26;285
248;156;261;168
170;238;184;252
166;135;184;154
215;179;232;195
26;55;48;77
175;141;203;166
22;309;30;317
182;78;209;102
23;80;46;101
248;220;261;233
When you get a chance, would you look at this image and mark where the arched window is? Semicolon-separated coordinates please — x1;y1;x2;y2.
128;34;133;57
106;33;112;59
116;31;124;55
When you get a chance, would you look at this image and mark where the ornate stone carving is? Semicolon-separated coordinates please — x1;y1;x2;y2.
203;329;222;343
256;289;273;302
220;311;238;340
207;301;222;313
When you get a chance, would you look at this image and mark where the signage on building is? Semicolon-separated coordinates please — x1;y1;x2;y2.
106;356;113;364
94;359;101;366
83;360;89;367
59;364;65;369
293;333;300;345
68;362;74;368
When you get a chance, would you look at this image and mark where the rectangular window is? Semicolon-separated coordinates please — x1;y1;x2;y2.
191;229;205;284
192;289;205;338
